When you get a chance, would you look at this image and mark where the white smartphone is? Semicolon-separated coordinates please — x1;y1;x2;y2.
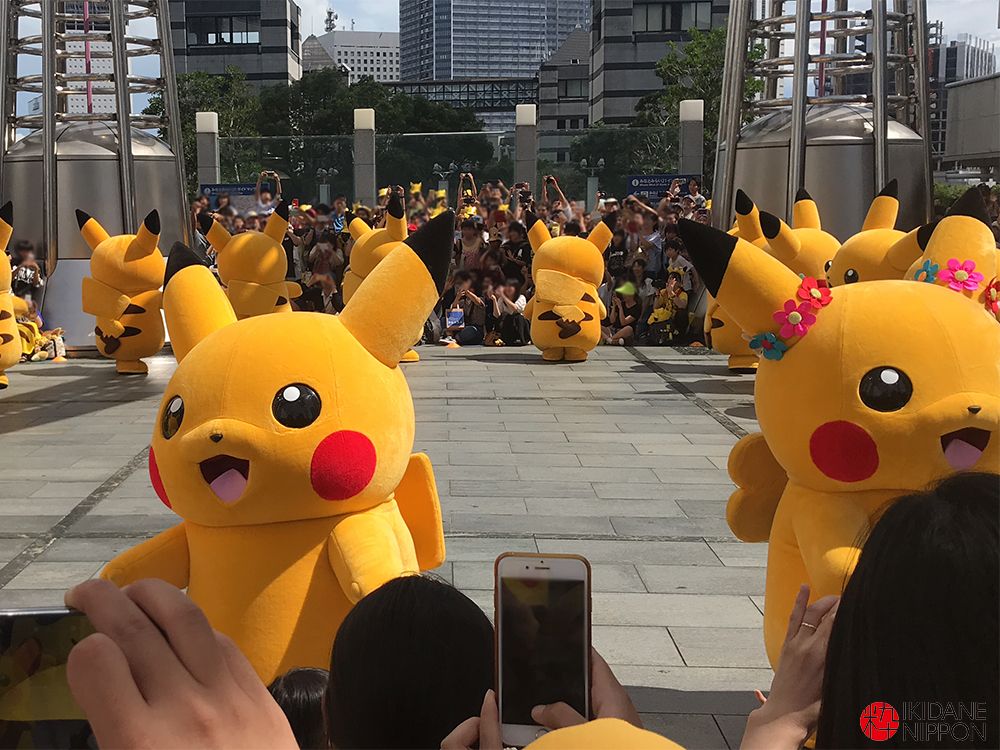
495;552;592;747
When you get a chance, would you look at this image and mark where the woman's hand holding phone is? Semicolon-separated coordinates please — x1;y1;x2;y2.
531;650;642;731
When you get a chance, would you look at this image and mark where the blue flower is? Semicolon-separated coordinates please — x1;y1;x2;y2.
748;332;788;361
913;260;939;283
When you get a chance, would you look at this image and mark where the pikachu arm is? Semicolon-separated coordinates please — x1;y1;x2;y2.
81;277;130;336
132;289;163;312
523;296;535;319
225;279;288;317
99;522;190;588
326;509;411;604
725;432;788;542
395;453;446;570
285;281;303;300
791;494;870;599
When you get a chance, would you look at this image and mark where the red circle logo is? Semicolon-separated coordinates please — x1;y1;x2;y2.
860;702;899;741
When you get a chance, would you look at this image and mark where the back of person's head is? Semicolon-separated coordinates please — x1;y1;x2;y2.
564;220;582;236
327;575;494;749
817;472;999;749
508;221;526;240
267;668;329;750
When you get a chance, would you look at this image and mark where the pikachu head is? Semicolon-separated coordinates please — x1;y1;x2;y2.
342;193;409;303
526;211;616;288
739;189;839;279
678;219;999;492
199;203;291;289
0;202;13;292
77;210;166;295
827;180;919;286
903;188;1000;322
148;210;455;527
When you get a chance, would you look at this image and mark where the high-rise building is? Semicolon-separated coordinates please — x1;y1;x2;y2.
590;0;730;125
399;0;589;81
928;30;997;163
303;31;401;83
538;29;591;161
168;0;303;88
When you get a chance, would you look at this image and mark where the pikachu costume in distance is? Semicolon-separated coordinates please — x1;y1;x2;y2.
523;211;616;362
0;203;19;389
101;211;456;683
677;218;999;669
79;209;166;375
198;202;301;319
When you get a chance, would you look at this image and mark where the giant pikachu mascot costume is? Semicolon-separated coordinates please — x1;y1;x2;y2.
0;203;20;389
198;203;301;319
101;211;456;682
340;194;422;363
523;211;616;362
676;218;999;669
78;209;166;375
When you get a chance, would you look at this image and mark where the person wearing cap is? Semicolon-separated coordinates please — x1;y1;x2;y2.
604;280;641;346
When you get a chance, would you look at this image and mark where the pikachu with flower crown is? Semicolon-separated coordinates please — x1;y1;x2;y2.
677;216;999;669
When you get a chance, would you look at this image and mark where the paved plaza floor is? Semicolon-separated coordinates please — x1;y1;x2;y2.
0;346;769;748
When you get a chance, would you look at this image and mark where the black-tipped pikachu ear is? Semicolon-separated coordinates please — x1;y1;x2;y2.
386;193;407;241
525;211;551;252
163;242;236;363
263;202;290;243
947;187;991;227
125;210;161;262
0;201;12;251
734;189;764;244
198;212;233;251
77;209;111;251
792;187;822;230
340;210;456;368
588;211;617;252
760;211;803;267
861;179;900;231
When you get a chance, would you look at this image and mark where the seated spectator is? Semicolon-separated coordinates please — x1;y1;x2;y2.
492;278;531;346
646;272;689;345
328;576;494;749
664;237;694;292
267;668;328;750
604;281;641;346
442;271;486;346
10;240;45;303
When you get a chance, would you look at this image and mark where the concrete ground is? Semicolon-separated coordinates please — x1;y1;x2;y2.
0;346;768;748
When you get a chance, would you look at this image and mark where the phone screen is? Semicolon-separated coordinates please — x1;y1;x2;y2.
499;576;588;725
0;609;95;748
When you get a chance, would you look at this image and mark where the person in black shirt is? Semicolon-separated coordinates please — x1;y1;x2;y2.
500;221;531;282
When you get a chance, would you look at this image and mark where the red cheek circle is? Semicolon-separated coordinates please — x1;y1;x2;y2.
809;420;879;483
310;431;377;501
149;447;171;508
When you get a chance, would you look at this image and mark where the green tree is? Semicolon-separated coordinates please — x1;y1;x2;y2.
634;27;765;189
144;67;261;193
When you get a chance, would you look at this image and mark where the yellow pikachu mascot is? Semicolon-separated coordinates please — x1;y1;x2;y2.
904;187;1000;323
755;189;840;279
78;209;166;375
0;202;20;389
523;211;616;362
100;210;455;683
677;219;999;669
827;179;924;287
341;194;421;362
198;202;301;319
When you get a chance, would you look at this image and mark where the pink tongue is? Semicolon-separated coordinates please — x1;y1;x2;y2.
209;469;248;503
943;439;983;471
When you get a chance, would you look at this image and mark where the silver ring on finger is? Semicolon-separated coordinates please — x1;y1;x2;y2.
800;621;818;631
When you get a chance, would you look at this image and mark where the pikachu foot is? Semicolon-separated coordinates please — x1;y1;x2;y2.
727;353;759;374
542;348;565;362
401;349;421;363
563;347;589;362
116;360;148;376
0;373;8;389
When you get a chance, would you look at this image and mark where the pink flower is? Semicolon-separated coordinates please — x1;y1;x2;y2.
938;258;984;292
773;300;817;338
796;277;832;309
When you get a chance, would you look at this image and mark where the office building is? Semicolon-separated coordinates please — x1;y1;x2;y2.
928;31;997;164
400;0;589;81
303;31;400;83
590;0;730;125
538;29;591;161
944;73;999;174
168;0;303;88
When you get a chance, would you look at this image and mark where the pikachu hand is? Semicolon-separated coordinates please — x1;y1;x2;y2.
96;317;126;339
327;512;410;604
552;304;585;323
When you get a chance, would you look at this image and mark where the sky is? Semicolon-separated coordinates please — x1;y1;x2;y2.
296;0;1000;48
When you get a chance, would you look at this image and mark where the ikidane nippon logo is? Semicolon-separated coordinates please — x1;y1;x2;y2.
860;701;989;743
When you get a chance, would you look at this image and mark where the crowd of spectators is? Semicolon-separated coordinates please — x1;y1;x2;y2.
191;172;713;348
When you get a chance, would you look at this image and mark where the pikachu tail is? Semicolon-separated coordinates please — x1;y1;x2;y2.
726;432;788;543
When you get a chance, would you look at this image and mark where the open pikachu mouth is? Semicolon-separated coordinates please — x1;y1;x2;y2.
940;428;991;471
199;455;250;504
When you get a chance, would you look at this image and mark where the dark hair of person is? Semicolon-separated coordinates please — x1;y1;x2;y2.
507;221;526;238
632;257;647;269
333;194;347;202
267;668;329;750
816;472;999;749
326;575;495;749
460;218;478;230
452;270;473;285
564;220;582;236
666;271;683;284
611;229;627;244
505;278;522;297
314;203;332;215
664;237;685;254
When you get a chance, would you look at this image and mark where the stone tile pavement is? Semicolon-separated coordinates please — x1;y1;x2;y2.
0;346;768;748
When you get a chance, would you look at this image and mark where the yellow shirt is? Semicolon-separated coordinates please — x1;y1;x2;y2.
527;719;686;750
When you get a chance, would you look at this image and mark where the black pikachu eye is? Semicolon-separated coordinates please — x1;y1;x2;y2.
272;384;322;428
824;260;833;273
843;268;859;284
161;396;184;439
859;367;913;412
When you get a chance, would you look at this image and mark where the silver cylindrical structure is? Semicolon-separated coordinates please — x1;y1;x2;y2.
109;0;137;233
41;2;60;273
871;0;889;190
912;0;934;219
788;0;812;215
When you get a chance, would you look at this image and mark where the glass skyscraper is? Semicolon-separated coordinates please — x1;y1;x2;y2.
400;0;589;81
